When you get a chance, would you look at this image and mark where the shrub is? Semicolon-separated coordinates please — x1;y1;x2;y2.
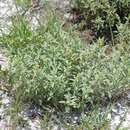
116;22;130;45
71;0;130;43
2;14;130;111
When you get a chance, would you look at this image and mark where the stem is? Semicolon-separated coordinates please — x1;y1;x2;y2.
109;21;114;45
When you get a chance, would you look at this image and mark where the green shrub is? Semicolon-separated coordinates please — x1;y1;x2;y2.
2;14;130;111
116;22;130;45
71;0;130;43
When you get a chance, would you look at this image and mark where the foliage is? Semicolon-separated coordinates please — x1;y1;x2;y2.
116;21;130;44
0;1;130;129
1;14;130;112
15;0;31;9
71;0;130;43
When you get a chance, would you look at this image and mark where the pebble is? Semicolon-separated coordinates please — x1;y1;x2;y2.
52;125;64;130
109;102;130;130
21;104;43;119
0;107;5;119
1;98;11;107
0;53;8;71
28;119;41;130
112;105;124;116
0;91;4;97
0;119;8;129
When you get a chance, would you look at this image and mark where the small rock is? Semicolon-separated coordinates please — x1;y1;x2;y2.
0;107;5;119
0;119;8;129
121;121;129;128
28;119;41;130
112;103;125;116
52;125;64;130
0;90;4;97
22;105;43;119
1;98;11;107
1;93;8;98
72;115;80;124
64;13;71;19
107;113;111;120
